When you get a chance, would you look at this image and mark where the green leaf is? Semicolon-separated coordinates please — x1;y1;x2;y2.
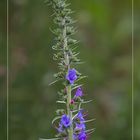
67;38;79;45
85;128;96;135
49;78;63;86
56;109;65;115
73;61;85;65
56;101;66;104
76;76;88;83
82;100;93;104
72;109;79;113
54;72;64;79
84;118;96;123
72;112;78;120
52;116;61;125
73;52;80;57
71;46;79;51
71;84;83;91
49;28;62;35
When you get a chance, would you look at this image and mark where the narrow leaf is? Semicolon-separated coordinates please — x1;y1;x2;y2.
56;101;66;104
49;79;61;86
84;118;96;123
52;116;61;125
82;100;93;104
76;76;88;82
71;84;83;90
85;128;96;135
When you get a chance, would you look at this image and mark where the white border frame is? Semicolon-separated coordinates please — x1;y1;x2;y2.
7;0;9;140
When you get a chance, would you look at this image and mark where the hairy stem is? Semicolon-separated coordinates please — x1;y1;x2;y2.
63;19;74;140
67;85;73;140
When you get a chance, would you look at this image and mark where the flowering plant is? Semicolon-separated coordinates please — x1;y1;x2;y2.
40;0;95;140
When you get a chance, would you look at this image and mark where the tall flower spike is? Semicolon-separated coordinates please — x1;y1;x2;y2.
40;0;95;140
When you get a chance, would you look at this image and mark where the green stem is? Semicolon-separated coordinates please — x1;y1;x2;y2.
67;85;73;140
62;19;74;140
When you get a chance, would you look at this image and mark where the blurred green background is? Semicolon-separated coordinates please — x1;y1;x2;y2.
0;0;140;140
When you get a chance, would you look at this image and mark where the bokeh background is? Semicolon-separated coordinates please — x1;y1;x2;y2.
0;0;140;140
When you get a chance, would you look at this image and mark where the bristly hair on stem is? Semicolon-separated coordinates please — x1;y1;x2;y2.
40;0;95;140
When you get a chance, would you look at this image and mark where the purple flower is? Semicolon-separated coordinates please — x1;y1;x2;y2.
76;111;85;122
61;114;71;128
66;68;77;84
75;111;86;135
75;87;83;97
78;131;87;140
75;123;86;131
57;123;64;133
